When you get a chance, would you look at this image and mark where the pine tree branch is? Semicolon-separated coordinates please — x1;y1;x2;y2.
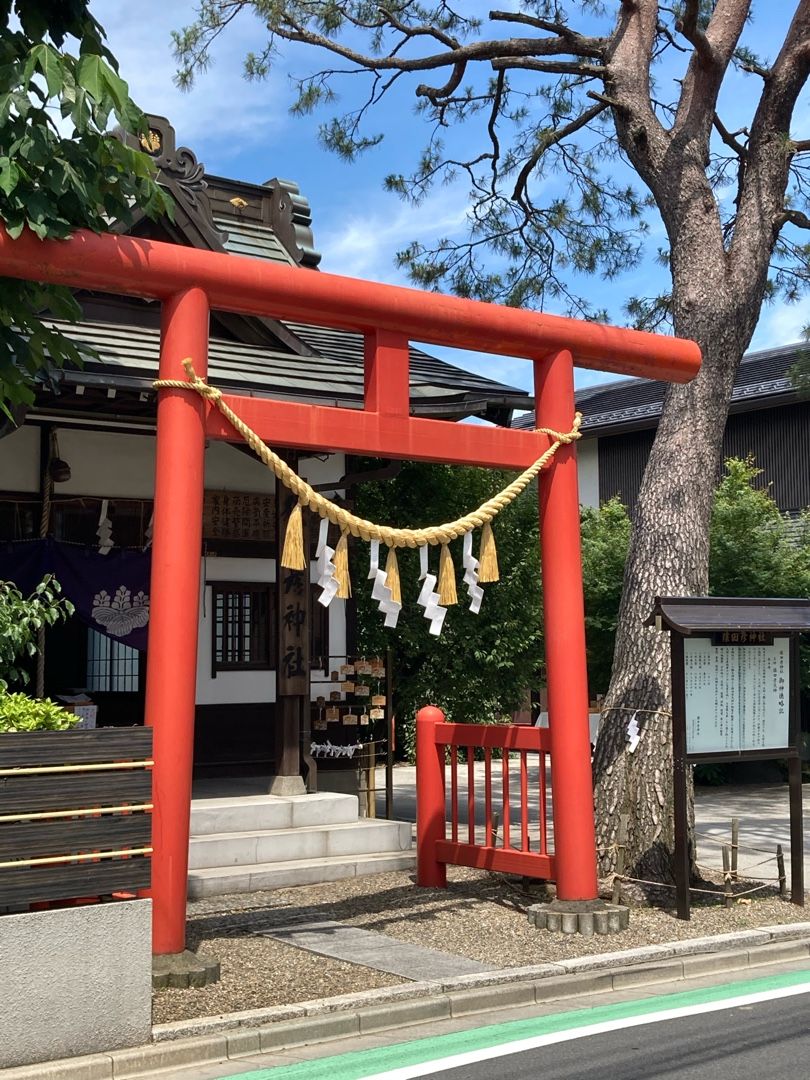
673;1;751;142
488;8;601;50
489;57;605;77
675;0;716;68
713;114;748;158
512;100;610;207
733;0;810;276
776;209;810;230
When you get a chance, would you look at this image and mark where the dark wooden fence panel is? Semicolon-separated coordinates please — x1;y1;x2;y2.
0;727;152;767
0;771;151;815
2;814;151;859
0;727;153;909
0;860;151;907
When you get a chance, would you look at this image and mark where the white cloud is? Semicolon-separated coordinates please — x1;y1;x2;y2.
751;303;808;352
93;1;287;169
316;185;470;282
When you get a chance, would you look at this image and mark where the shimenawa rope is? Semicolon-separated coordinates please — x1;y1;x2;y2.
154;359;581;601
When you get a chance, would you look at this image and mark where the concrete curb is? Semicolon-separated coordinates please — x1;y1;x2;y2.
5;923;810;1080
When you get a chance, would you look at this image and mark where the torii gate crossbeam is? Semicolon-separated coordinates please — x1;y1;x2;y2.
0;227;701;956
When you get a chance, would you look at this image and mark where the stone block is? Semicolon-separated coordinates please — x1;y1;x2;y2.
188;833;260;870
759;923;810;940
359;997;451;1033
111;1035;228;1079
611;959;685;990
190;795;293;836
152;949;220;989
289;792;359;827
447;982;536;1017
0;1054;113;1080
0;900;152;1070
255;828;329;863
747;939;810;967
226;1029;262;1058
682;948;751;978
258;1013;360;1053
534;971;614;1001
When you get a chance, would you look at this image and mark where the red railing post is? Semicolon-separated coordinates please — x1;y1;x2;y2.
416;706;447;888
145;287;210;955
536;349;599;902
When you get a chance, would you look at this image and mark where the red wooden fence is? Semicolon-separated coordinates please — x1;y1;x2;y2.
416;706;554;887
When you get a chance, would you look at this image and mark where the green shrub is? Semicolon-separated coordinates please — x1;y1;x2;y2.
0;575;74;691
0;693;80;733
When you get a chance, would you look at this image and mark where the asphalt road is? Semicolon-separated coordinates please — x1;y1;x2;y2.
419;990;810;1080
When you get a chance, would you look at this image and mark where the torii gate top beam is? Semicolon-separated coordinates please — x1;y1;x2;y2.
0;226;700;383
0;224;701;954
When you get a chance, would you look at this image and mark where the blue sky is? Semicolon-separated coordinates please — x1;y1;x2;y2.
92;1;809;396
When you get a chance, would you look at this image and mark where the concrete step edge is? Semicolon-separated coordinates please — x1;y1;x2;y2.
188;851;415;880
190;820;410;844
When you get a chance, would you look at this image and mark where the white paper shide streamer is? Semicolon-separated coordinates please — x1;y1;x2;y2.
627;711;640;753
416;572;447;636
96;498;113;555
372;566;401;628
316;518;339;608
462;530;484;615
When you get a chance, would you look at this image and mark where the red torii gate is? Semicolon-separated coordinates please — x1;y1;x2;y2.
0;227;700;955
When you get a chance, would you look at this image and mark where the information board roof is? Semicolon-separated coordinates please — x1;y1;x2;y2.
648;596;810;635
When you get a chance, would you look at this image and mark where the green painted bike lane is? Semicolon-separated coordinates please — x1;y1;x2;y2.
220;967;810;1080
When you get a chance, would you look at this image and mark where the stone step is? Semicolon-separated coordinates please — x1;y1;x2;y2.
190;791;359;837
187;850;417;899
188;819;412;870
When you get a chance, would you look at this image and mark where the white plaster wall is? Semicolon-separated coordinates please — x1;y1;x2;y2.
204;441;276;493
577;438;600;509
0;425;41;492
49;430;345;501
196;556;276;706
57;429;156;499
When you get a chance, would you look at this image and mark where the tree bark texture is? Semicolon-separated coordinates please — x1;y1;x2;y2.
593;0;810;884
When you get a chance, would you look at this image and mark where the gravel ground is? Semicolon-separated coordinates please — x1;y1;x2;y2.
153;867;810;1025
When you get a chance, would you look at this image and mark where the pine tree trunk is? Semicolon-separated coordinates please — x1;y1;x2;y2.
592;250;766;883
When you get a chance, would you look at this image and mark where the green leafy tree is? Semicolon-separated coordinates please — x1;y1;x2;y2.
0;1;171;410
175;1;810;880
710;458;810;599
581;497;631;697
0;575;74;691
353;461;541;758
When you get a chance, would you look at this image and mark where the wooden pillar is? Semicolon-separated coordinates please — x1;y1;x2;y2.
146;287;209;955
271;475;308;796
535;348;599;902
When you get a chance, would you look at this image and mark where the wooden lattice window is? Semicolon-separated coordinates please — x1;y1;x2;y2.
210;582;274;676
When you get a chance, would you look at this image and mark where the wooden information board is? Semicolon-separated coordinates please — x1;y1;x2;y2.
684;637;790;754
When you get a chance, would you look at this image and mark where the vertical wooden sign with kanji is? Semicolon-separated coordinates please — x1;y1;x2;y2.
277;487;310;695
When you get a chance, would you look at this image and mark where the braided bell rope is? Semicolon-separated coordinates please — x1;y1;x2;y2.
153;359;582;548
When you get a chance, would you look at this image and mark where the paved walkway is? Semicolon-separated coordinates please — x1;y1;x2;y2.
262;918;493;979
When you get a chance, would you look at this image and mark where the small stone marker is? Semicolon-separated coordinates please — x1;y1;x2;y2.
528;901;629;937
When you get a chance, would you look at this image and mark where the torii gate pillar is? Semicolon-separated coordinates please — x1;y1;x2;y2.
537;350;597;899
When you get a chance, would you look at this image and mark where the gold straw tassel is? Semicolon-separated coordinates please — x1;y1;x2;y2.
280;501;307;570
438;543;458;605
334;529;352;599
478;521;500;582
384;546;401;605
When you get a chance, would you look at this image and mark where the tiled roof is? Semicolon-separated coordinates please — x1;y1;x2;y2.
213;216;295;266
513;340;807;435
47;318;529;419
